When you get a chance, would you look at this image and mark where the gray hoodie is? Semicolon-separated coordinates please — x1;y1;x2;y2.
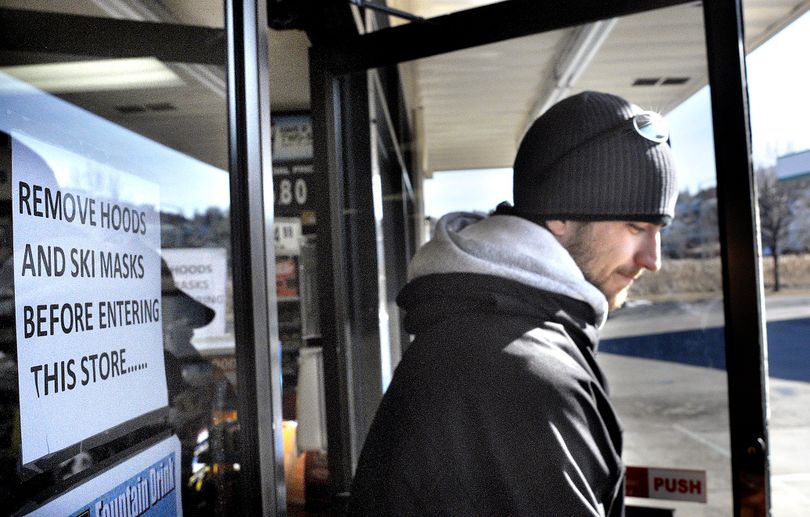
410;212;608;327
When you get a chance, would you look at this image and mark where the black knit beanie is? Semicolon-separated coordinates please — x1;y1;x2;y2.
509;91;678;225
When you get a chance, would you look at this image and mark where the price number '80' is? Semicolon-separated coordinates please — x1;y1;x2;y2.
275;177;308;206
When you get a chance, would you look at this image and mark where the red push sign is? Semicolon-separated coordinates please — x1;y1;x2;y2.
626;466;707;503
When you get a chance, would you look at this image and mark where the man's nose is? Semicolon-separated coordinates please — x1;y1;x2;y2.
636;231;661;272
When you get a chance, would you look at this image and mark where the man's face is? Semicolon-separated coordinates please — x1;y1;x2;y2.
552;220;663;310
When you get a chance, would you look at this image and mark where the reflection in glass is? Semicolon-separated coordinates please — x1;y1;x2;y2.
0;11;238;514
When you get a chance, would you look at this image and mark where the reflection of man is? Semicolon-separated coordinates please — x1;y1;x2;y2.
349;92;677;515
160;257;237;493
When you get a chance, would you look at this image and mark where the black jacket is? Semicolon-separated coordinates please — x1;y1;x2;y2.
349;272;624;516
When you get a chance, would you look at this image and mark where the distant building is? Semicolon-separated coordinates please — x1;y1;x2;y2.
776;149;810;252
663;188;720;258
777;149;810;185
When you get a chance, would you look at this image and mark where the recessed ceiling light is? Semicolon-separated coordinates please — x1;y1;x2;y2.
115;104;148;114
633;78;660;86
0;57;184;93
146;102;177;112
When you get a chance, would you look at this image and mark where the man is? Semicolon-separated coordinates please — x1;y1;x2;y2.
348;91;677;516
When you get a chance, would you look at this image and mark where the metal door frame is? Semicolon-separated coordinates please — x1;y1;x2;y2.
227;0;285;514
308;0;769;514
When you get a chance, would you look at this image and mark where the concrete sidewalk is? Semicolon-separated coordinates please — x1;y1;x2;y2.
598;295;810;516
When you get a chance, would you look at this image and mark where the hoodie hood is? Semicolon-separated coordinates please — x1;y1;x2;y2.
409;212;608;327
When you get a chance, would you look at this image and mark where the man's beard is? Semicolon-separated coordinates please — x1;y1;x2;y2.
564;222;638;310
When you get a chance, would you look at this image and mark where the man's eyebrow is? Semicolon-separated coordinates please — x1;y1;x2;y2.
629;221;664;231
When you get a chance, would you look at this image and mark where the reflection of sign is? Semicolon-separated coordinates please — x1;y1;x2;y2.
272;114;314;219
272;165;313;216
162;248;227;339
27;435;182;516
274;217;302;255
626;466;707;503
271;115;312;162
274;175;308;207
11;135;167;464
276;256;299;299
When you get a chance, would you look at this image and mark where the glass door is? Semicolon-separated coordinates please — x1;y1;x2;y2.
0;1;278;514
310;0;769;514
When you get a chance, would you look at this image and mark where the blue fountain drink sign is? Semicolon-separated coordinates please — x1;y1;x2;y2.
27;435;182;516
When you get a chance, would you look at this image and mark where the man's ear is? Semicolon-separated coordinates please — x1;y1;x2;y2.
545;220;569;238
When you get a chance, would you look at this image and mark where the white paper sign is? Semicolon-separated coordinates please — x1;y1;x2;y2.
26;435;182;517
11;135;168;464
273;217;302;255
271;114;312;162
161;248;227;339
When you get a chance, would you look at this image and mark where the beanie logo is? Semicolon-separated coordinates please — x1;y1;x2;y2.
632;111;669;144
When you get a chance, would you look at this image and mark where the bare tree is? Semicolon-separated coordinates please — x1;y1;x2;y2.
757;166;792;291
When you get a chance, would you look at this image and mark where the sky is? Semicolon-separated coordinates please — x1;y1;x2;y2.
425;8;810;217
423;167;513;217
669;9;810;194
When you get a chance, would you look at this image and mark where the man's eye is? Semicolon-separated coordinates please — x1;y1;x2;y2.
628;224;644;234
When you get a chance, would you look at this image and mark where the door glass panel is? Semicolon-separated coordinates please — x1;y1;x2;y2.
1;3;241;515
744;8;810;515
358;3;734;515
